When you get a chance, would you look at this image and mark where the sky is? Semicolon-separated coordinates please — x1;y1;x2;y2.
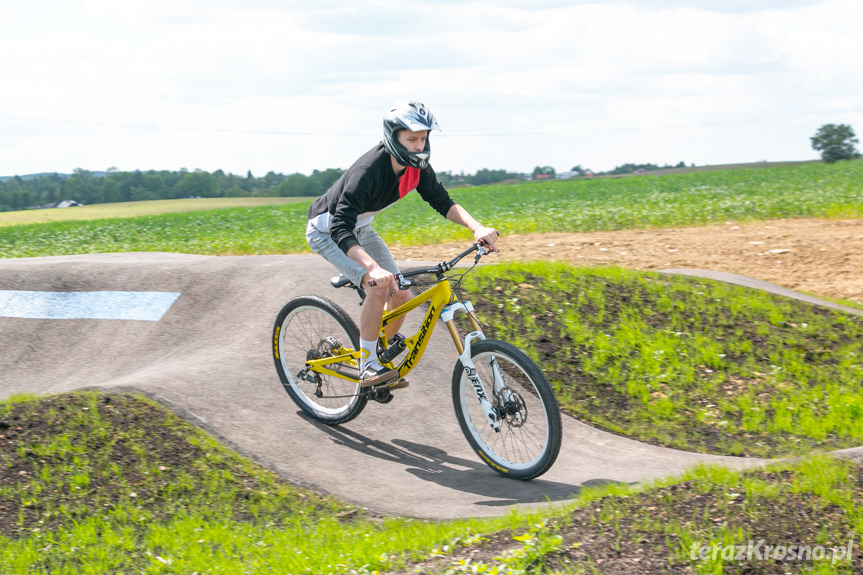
1;0;861;178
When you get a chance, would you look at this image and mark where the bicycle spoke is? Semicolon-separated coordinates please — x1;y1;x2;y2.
452;340;561;480
273;296;367;424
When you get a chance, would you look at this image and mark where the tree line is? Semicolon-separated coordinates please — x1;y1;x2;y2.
0;167;526;212
3;121;857;212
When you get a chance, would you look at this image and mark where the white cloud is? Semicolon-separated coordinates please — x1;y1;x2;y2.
0;0;861;177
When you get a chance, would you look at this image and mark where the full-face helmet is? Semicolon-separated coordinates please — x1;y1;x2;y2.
383;100;440;169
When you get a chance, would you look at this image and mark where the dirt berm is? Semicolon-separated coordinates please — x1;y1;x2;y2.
0;251;822;520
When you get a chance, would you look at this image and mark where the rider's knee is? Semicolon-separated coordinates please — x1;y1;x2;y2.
391;288;411;306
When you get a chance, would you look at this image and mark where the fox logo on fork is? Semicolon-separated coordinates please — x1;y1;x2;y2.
465;366;489;403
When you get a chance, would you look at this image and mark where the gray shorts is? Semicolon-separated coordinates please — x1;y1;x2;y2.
306;220;400;287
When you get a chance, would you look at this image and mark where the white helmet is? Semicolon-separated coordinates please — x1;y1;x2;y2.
383;100;440;169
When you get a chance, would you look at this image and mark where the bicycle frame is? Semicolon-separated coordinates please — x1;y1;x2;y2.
304;277;478;380
274;241;563;478
303;244;505;429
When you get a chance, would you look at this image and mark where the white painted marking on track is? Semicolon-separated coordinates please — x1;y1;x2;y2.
0;291;181;321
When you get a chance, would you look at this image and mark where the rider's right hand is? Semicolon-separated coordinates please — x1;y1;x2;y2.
366;266;396;292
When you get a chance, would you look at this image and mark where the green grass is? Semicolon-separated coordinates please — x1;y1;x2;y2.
2;393;861;573
461;262;863;458
0;392;542;574
1;160;862;258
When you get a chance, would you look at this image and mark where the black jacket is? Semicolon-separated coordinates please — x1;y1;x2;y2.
308;143;455;254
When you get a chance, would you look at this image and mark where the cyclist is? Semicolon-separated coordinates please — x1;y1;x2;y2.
306;100;499;388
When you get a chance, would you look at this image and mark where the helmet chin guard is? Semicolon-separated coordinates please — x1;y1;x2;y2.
383;100;440;169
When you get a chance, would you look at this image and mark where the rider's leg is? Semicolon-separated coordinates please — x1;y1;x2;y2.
359;286;387;341
306;222;402;385
360;281;408;341
357;228;410;388
356;225;408;341
307;221;387;366
384;289;410;339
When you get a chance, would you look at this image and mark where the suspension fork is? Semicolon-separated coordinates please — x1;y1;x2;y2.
441;300;483;355
442;301;502;431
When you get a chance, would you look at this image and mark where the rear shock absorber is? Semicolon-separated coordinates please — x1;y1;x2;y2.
378;333;407;364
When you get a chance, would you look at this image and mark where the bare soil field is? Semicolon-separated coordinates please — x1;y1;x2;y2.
390;217;863;305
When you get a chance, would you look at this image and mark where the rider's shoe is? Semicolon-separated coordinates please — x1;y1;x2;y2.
359;364;400;387
389;378;410;390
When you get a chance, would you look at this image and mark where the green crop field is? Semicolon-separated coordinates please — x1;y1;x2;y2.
2;160;862;573
1;160;861;259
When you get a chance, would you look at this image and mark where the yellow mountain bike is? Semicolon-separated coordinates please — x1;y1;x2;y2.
272;242;562;480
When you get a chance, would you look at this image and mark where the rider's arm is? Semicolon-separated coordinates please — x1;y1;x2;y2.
414;166;498;251
445;204;499;252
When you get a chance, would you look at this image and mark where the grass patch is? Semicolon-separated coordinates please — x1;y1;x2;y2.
461;262;863;459
2;393;861;573
0;391;542;574
413;458;863;574
0;205;311;258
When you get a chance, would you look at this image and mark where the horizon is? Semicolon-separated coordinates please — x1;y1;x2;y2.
0;157;826;184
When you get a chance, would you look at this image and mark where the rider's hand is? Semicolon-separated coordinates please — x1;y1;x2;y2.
365;265;396;292
474;226;500;252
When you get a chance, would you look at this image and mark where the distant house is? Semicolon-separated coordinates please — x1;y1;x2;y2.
35;200;83;209
557;170;581;180
56;200;83;208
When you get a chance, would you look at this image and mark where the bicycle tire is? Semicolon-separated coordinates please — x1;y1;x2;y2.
452;339;562;480
273;295;367;424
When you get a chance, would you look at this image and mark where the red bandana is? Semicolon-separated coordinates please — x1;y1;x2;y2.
398;166;420;198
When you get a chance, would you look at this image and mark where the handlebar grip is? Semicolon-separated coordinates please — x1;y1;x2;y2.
478;229;500;247
367;274;398;288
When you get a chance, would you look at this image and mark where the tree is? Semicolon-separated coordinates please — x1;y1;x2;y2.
811;124;859;163
277;173;314;197
532;165;556;179
176;171;219;198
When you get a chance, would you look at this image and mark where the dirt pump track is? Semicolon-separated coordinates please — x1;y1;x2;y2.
0;217;860;519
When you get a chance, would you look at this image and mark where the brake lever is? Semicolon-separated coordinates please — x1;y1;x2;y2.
475;241;489;263
395;274;416;290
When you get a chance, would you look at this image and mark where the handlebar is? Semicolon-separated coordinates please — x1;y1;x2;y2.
366;242;490;289
412;241;489;275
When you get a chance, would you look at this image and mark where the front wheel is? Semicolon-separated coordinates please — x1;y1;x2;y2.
273;295;367;424
452;340;562;480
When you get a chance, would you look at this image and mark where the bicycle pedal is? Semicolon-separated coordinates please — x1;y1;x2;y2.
359;365;399;387
389;378;410;390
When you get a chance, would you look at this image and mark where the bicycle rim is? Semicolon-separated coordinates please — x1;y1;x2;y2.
273;295;366;424
452;340;562;480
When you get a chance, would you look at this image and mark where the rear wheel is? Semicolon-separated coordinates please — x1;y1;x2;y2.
452;339;562;480
273;295;366;424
